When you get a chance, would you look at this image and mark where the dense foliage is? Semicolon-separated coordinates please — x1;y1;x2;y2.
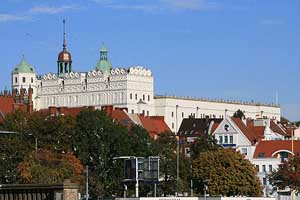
0;108;263;197
190;134;220;159
18;149;84;184
192;148;262;197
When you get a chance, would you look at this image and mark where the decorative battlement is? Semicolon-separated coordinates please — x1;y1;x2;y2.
38;66;152;81
154;95;280;108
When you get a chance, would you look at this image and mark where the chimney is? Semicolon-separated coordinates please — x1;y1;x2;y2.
12;88;17;98
28;87;33;103
103;105;114;117
19;88;25;103
242;117;247;126
3;88;8;97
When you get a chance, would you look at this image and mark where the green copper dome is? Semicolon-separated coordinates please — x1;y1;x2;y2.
13;56;35;73
95;43;112;73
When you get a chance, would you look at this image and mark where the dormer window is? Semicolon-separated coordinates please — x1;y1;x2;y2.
258;152;265;158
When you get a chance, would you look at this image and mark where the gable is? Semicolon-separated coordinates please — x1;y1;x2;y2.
213;117;252;146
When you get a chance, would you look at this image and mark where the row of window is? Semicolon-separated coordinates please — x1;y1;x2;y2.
171;112;224;119
44;92;126;107
256;164;272;173
129;93;151;101
131;109;150;116
15;77;34;84
218;135;234;144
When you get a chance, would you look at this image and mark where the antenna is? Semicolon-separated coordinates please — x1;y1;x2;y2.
63;19;66;49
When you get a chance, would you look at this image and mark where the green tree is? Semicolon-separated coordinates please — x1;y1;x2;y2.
74;109;133;197
190;134;220;159
1;111;76;154
18;149;84;184
193;148;262;197
233;109;245;119
0;135;31;183
154;132;177;195
269;156;300;191
128;125;155;157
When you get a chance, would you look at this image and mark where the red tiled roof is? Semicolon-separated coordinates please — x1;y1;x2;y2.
138;115;171;138
0;96;15;116
253;140;300;158
38;106;94;117
110;108;135;128
250;126;265;139
231;117;258;144
211;121;220;133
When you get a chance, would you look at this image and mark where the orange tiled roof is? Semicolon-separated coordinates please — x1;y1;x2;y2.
231;117;258;144
39;106;94;117
138;115;171;138
253;140;300;158
110;108;135;128
0;96;15;116
211;121;220;133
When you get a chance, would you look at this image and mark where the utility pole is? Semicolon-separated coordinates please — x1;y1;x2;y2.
176;104;179;195
86;166;89;200
135;157;139;197
35;137;38;154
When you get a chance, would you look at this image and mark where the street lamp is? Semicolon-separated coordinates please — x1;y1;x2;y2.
175;104;180;194
203;179;209;200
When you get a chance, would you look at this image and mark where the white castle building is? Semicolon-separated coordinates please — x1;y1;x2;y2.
11;23;280;131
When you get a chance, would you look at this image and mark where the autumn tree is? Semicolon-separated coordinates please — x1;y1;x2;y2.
193;148;262;197
269;156;300;191
18;149;84;184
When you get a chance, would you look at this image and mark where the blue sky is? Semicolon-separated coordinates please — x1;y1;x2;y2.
0;0;300;120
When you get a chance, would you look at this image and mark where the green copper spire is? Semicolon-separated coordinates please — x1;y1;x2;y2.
95;43;112;73
13;55;35;73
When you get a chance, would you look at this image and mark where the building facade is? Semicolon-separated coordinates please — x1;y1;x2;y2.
10;22;281;128
155;96;280;132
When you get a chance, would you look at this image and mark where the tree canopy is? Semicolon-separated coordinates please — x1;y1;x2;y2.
233;109;245;119
192;148;262;197
190;134;220;159
18;149;84;184
0;108;265;198
269;156;300;191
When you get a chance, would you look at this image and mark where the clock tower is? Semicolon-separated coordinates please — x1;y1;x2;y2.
57;19;72;77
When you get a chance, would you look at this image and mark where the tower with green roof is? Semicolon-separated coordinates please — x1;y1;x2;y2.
11;55;37;99
95;43;112;73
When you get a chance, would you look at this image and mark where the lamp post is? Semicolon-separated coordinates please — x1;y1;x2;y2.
176;104;180;194
86;165;89;200
203;179;209;200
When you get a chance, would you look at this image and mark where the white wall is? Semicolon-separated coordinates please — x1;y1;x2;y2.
154;96;281;133
12;72;37;103
35;67;155;115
